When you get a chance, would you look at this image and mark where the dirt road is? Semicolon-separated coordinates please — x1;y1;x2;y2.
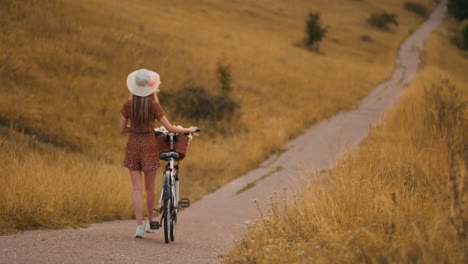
0;2;447;263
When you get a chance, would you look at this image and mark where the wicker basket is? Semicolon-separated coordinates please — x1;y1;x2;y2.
156;134;189;161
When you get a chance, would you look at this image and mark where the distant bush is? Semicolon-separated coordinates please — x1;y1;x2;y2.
170;85;239;121
304;12;327;49
360;34;373;42
368;11;399;30
216;60;232;93
404;2;428;17
448;0;468;20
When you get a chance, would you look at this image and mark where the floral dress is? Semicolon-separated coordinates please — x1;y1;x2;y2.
120;100;165;171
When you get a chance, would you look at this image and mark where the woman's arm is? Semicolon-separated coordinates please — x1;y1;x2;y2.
159;116;198;134
120;116;132;134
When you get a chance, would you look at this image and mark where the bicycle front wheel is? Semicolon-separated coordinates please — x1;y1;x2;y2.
163;199;171;243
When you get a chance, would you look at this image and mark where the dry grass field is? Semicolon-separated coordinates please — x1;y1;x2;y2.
0;0;435;233
225;18;468;264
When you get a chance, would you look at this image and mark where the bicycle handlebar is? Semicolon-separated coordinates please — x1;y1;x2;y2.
154;128;201;136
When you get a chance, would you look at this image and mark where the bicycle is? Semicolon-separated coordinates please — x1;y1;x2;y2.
149;128;201;243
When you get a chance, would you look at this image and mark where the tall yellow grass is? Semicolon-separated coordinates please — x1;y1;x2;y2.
225;18;468;264
0;129;133;234
0;0;436;233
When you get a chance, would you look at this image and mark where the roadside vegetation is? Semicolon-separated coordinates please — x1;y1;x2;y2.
447;0;468;20
0;0;435;233
225;18;468;264
448;0;468;51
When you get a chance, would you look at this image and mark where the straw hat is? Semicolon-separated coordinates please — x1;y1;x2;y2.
126;69;161;97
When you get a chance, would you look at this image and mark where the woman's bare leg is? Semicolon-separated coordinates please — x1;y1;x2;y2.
144;169;157;222
129;169;143;225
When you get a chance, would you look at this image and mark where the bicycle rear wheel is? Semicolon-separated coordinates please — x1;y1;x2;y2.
163;199;171;243
170;211;176;241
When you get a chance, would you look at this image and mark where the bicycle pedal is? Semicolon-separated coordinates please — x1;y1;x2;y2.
179;198;190;208
149;221;160;230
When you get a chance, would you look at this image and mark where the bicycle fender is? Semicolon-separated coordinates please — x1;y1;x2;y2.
162;173;171;200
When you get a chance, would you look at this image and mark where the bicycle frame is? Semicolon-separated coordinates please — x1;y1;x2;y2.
157;133;179;221
158;159;179;214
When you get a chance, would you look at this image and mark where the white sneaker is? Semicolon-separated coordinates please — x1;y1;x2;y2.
145;221;155;233
135;225;144;238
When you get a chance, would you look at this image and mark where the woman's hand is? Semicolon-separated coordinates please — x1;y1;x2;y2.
160;116;198;134
120;117;131;134
187;126;199;133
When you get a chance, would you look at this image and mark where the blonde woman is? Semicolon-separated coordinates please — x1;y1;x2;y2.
120;69;198;238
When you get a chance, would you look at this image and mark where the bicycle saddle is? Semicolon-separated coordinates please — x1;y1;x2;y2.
159;152;180;160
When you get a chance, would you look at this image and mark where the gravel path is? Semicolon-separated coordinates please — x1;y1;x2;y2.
0;2;447;263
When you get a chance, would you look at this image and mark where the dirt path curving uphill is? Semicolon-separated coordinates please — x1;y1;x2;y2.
0;2;447;263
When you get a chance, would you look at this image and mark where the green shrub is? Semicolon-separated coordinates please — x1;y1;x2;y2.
304;12;327;49
169;85;239;121
448;0;468;20
404;2;428;17
368;11;399;30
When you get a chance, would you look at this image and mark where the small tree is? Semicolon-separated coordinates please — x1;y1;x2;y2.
304;12;327;49
448;0;468;20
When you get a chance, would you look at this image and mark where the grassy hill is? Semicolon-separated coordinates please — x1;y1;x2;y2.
0;0;435;233
225;17;468;264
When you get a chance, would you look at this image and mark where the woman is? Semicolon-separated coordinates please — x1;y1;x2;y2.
120;69;198;238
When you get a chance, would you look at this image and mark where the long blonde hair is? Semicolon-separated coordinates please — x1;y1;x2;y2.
130;93;159;132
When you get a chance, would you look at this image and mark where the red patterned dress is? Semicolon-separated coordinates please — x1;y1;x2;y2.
120;100;166;171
